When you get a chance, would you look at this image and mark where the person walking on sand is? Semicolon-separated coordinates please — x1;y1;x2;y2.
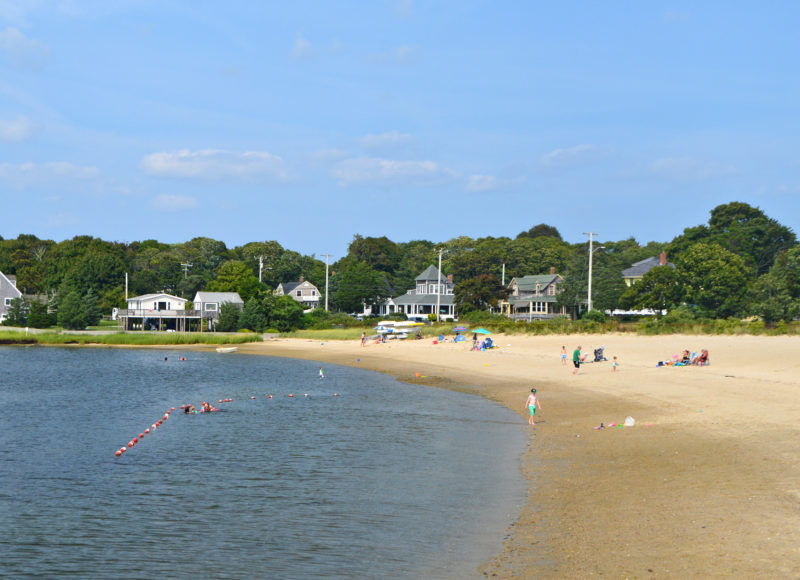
572;345;582;375
561;345;567;365
612;356;618;372
361;332;366;347
525;388;541;426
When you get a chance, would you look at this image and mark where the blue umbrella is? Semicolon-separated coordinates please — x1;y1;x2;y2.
473;328;491;334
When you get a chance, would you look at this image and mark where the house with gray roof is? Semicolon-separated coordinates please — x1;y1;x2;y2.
376;265;457;321
0;272;23;323
194;291;245;330
275;277;320;310
622;252;675;286
499;268;568;320
118;292;201;331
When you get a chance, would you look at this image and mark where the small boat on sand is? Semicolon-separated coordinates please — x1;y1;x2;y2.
215;346;238;354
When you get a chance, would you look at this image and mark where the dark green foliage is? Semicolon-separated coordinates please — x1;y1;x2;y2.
331;258;389;313
239;298;267;332
3;297;28;326
677;242;754;318
27;300;51;328
58;291;87;330
454;274;507;313
581;309;607;322
267;295;305;332
216;302;241;332
83;288;102;326
207;260;261;301
516;223;563;241
619;265;684;311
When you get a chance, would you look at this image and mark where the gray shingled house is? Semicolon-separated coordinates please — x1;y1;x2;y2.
499;269;568;320
377;265;457;321
275;277;320;310
0;272;23;323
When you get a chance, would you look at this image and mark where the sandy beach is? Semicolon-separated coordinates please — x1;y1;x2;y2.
236;333;800;578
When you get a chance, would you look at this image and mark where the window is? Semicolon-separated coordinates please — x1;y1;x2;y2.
311;290;316;296
4;298;10;306
205;303;217;311
296;290;302;297
548;285;556;296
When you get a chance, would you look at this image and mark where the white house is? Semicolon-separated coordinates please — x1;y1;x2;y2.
118;292;195;331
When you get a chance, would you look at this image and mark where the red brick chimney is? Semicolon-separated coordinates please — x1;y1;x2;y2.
447;274;453;283
550;266;556;275
659;252;667;266
299;275;304;282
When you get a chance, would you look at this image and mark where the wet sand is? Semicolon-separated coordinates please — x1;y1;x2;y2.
235;334;800;578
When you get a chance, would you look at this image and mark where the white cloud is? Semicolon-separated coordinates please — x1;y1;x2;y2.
465;174;498;192
291;36;313;60
0;161;99;186
540;144;597;168
0;116;33;141
308;148;349;164
149;194;197;212
358;130;413;150
371;44;418;65
140;149;288;181
333;157;454;187
649;157;736;181
0;27;49;70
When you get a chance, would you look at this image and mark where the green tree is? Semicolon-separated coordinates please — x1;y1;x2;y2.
267;295;305;332
332;258;388;313
677;242;754;318
238;298;267;331
454;274;507;313
3;296;28;326
619;265;684;312
27;300;51;328
750;247;800;322
84;289;102;326
207;260;261;301
216;302;241;332
58;291;87;330
516;223;563;241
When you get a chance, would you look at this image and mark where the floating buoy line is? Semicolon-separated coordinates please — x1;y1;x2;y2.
114;392;340;457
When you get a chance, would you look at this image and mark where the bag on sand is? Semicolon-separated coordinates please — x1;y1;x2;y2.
624;416;635;427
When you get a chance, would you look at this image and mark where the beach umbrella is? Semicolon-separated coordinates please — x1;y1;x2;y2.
453;326;469;332
473;328;491;334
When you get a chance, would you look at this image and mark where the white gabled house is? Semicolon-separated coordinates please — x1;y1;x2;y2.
118;292;198;331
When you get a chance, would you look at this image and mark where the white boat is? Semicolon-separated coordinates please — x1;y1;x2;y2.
215;346;238;353
375;321;425;334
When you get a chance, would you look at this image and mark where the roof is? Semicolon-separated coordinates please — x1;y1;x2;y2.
393;293;455;306
279;281;300;293
509;274;561;292
128;293;187;302
415;265;443;282
194;291;243;304
622;256;675;277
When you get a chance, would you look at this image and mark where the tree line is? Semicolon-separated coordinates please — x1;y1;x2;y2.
0;201;796;330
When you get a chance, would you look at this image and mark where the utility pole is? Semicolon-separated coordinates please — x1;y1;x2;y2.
321;254;333;311
436;248;444;322
582;232;597;313
180;263;192;279
258;255;263;283
501;263;505;286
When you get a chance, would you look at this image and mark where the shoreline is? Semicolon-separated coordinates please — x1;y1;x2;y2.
236;334;800;577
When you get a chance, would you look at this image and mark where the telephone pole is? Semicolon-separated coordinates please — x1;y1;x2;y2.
180;263;192;278
582;232;597;313
321;253;333;311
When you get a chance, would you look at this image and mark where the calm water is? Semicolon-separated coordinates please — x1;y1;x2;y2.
0;347;527;579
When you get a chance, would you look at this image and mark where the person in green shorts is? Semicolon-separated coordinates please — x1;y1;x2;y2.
525;388;541;426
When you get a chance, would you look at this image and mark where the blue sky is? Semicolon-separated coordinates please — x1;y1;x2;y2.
1;1;798;259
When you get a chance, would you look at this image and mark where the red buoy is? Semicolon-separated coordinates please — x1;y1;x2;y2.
145;428;150;434
115;450;122;457
170;407;175;411
128;441;134;448
288;394;294;398
120;447;126;453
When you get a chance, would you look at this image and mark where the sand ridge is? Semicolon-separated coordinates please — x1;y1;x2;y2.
235;334;800;578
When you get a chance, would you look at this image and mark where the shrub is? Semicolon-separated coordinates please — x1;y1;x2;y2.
581;309;607;323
